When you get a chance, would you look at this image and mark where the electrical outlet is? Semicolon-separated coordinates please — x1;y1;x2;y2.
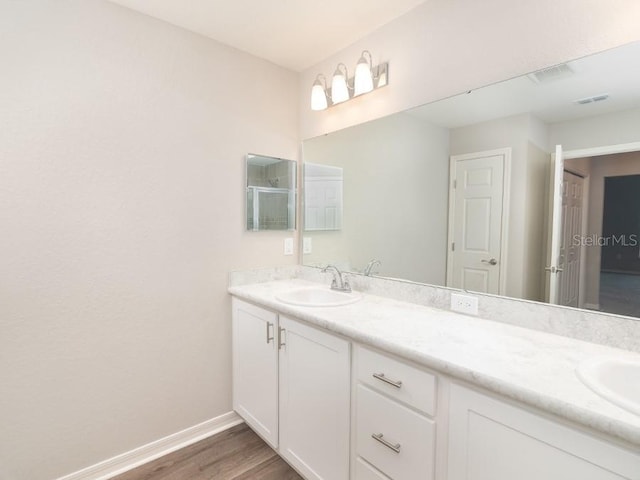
450;293;479;315
303;237;312;254
284;238;294;255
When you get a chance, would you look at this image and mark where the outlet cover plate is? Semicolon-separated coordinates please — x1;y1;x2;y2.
303;237;312;254
450;293;479;315
284;238;294;255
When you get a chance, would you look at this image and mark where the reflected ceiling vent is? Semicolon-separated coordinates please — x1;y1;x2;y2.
574;93;610;105
527;63;574;84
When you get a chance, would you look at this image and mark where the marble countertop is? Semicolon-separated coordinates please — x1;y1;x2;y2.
229;279;640;448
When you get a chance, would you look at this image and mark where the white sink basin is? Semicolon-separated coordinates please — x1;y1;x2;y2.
576;357;640;416
275;287;362;307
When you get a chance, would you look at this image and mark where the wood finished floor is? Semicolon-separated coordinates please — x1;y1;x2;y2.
112;423;303;480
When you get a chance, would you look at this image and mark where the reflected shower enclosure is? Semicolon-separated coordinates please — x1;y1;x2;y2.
246;154;297;231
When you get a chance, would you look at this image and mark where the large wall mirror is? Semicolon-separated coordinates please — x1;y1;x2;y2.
246;154;297;231
302;41;640;319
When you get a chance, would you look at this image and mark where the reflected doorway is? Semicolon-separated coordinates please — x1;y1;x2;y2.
558;147;640;317
599;174;640;316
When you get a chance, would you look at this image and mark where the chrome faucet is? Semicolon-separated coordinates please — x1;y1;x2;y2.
322;264;351;292
364;259;381;276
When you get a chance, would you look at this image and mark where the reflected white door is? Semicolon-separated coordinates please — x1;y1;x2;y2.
304;179;343;230
447;149;510;295
559;171;584;307
546;145;565;304
304;164;343;231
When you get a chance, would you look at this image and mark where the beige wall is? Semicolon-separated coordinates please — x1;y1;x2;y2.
299;0;640;140
303;113;449;284
549;107;640;151
524;142;551;301
0;2;298;479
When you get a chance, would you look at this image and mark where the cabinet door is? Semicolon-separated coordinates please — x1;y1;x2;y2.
232;298;278;448
448;383;640;480
279;316;351;480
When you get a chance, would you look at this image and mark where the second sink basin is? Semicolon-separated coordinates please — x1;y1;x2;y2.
576;357;640;416
275;287;362;307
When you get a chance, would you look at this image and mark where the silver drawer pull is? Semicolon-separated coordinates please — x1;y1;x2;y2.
266;322;274;344
372;372;402;388
371;433;401;453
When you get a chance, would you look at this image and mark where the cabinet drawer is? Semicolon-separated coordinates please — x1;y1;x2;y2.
356;385;435;480
355;457;392;480
356;345;436;416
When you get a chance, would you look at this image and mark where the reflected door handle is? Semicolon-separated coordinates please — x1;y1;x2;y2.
545;266;564;273
481;258;498;266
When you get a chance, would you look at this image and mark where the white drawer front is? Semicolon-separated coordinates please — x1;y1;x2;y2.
355;457;392;480
356;345;436;416
356;385;435;480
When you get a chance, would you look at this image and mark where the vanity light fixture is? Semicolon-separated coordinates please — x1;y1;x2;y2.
354;51;374;95
311;74;329;111
310;50;389;111
331;64;350;104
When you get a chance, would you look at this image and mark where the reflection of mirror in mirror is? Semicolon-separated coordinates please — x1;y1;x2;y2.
246;154;296;231
302;41;640;319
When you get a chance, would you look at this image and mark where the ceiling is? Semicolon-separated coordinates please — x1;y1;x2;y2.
409;41;640;127
108;0;426;71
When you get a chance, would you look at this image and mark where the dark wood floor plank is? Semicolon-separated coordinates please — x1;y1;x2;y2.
197;434;277;479
112;423;303;480
231;454;304;480
113;424;253;480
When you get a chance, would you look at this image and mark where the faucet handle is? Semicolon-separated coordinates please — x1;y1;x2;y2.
364;259;382;276
342;276;352;292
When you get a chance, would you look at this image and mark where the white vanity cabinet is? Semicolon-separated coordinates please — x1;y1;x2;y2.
232;298;279;447
231;298;351;480
353;345;437;480
447;383;640;480
279;315;351;480
232;289;640;480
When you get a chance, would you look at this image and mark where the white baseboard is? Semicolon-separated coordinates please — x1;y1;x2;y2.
57;411;243;480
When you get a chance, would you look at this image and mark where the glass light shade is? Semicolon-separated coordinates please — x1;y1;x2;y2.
331;67;350;104
354;58;374;96
311;81;328;111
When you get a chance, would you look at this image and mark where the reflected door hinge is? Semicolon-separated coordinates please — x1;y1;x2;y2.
453;179;457;189
452;242;455;252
